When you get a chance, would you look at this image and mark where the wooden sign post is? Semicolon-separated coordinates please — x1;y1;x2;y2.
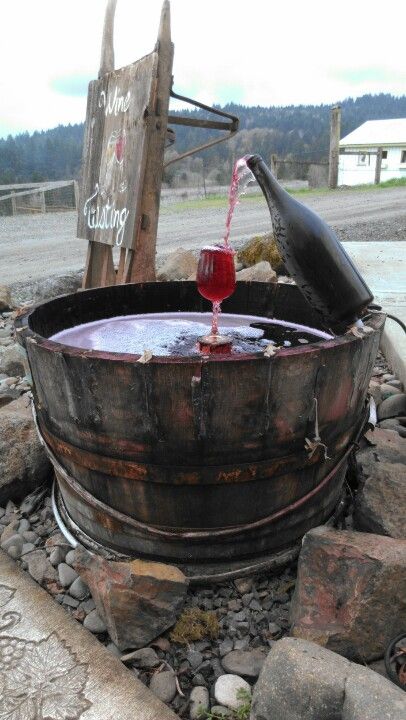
79;0;238;289
79;0;173;288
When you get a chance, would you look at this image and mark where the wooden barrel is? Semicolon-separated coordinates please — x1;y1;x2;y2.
17;282;384;567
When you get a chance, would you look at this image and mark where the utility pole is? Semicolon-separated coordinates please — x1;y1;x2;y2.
375;147;383;185
328;106;341;189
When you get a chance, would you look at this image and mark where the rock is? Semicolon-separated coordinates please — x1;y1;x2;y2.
68;576;89;600
250;637;406;720
121;647;160;668
189;686;209;720
11;272;83;306
157;248;198;281
234;577;253;595
149;670;177;703
214;674;251;711
290;527;406;661
378;418;404;431
377;393;406;420
49;546;67;566
1;519;20;544
65;549;76;565
368;380;382;405
380;382;402;400
236;261;277;283
219;638;234;657
0;397;51;505
0;285;12;311
386;379;403;389
73;546;188;650
186;650;203;669
0;343;28;377
209;706;233;718
221;649;265;678
360;427;406;465
237;234;285;274
58;563;78;588
83;609;107;634
354;461;406;538
1;533;24;556
26;549;58;586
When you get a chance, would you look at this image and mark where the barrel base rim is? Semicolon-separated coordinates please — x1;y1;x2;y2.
53;482;309;583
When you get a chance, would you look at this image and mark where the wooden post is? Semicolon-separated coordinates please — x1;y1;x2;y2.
82;0;117;289
375;147;383;185
328;106;341;189
10;191;16;216
271;154;277;177
73;180;79;210
40;190;46;214
127;0;174;282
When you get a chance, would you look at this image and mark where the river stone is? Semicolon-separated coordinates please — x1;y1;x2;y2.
354;461;406;538
26;549;58;586
189;686;209;720
68;576;89;600
1;533;24;555
214;674;251;711
149;670;177;703
122;647;160;669
73;546;188;650
250;637;406;720
83;609;107;633
157;248;198;281
0;396;51;505
221;649;266;678
0;343;28;377
49;546;67;566
380;382;402;400
377;393;406;420
290;527;406;661
210;707;233;719
58;562;78;588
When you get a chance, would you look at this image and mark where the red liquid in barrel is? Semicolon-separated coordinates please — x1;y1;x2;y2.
197;245;236;302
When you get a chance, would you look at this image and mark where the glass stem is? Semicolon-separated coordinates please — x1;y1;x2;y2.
211;301;221;335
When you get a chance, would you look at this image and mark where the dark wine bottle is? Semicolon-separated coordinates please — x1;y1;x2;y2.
245;154;373;329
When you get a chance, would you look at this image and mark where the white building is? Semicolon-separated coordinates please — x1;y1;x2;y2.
338;118;406;186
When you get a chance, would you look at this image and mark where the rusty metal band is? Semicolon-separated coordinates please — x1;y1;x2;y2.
38;419;357;486
41;426;352;541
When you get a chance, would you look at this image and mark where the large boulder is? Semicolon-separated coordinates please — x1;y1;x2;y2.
236;233;286;273
0;396;51;505
354;428;406;538
250;637;406;720
0;285;12;311
289;527;406;662
157;248;198;281
236;261;276;282
73;547;189;651
0;342;29;377
10;271;83;306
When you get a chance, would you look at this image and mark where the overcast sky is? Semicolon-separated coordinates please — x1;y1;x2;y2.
1;0;405;139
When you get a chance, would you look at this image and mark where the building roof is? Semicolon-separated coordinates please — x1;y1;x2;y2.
340;119;406;147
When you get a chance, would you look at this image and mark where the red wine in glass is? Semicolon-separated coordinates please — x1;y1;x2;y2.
197;244;236;335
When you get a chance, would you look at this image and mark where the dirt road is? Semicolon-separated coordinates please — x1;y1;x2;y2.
1;185;405;285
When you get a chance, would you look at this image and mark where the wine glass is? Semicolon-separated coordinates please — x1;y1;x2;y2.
196;244;236;336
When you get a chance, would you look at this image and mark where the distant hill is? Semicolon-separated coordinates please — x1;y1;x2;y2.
1;93;406;185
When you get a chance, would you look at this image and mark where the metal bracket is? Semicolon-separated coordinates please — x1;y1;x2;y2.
164;88;239;167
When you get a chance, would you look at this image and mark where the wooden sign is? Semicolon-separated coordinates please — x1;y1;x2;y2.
77;52;158;249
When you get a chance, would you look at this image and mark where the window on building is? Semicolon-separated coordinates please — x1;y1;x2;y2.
357;153;369;166
382;150;388;159
401;150;406;163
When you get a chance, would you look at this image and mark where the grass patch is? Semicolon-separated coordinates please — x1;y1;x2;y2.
161;176;406;213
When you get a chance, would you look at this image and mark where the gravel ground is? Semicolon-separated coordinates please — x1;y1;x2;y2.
0;185;405;286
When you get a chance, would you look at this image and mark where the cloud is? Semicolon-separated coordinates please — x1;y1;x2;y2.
330;67;406;85
50;75;92;97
